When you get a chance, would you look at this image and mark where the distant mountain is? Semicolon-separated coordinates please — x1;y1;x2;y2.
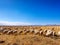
0;21;31;26
0;21;60;26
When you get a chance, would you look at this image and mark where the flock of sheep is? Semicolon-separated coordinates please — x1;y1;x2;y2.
0;27;60;37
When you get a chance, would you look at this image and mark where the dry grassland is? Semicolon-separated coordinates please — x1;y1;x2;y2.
0;26;60;45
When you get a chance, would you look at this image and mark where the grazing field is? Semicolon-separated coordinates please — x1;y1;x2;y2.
0;26;60;45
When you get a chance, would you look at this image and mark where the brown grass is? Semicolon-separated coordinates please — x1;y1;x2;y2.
0;26;60;45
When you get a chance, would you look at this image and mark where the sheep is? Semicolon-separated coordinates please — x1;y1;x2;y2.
7;30;13;35
57;31;60;36
15;27;18;30
0;27;3;30
30;29;34;34
8;28;11;30
0;27;5;34
52;31;58;37
43;30;47;36
0;27;4;32
39;30;43;35
52;31;56;36
43;30;56;36
23;30;30;34
18;30;23;34
45;30;53;36
34;30;39;35
44;30;47;33
13;30;17;33
3;30;8;34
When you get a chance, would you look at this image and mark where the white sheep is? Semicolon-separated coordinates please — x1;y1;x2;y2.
43;30;56;36
18;30;23;34
39;30;43;35
34;30;39;35
45;30;53;36
57;31;60;36
0;27;4;32
0;27;3;30
24;30;30;34
13;30;17;33
44;30;47;32
43;30;47;36
52;31;56;36
7;30;13;34
3;30;8;34
30;29;34;33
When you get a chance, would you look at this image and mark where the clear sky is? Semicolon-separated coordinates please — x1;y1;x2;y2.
0;0;60;25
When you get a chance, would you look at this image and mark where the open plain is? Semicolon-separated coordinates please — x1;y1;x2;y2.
0;26;60;45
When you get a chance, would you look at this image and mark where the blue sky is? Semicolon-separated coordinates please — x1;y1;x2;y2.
0;0;60;25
